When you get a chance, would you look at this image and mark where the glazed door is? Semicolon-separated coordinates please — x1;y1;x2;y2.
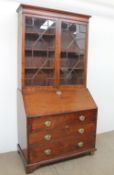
24;16;87;87
24;16;56;86
60;21;87;85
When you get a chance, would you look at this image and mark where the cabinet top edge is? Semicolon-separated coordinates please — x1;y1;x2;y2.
17;4;91;20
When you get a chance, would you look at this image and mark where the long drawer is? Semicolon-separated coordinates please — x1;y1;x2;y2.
29;123;96;145
29;135;95;163
28;109;97;132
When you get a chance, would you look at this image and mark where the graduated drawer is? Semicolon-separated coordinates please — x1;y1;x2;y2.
29;135;95;163
29;123;96;145
28;109;97;132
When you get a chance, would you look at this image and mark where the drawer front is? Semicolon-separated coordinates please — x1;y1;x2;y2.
28;109;97;132
29;135;95;163
29;123;96;145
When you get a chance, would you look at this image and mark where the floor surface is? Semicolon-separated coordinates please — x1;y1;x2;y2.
0;131;114;175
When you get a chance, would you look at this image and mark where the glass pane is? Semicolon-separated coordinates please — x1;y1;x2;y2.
25;16;56;86
60;22;86;85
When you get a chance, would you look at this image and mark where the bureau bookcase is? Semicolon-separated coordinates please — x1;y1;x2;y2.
17;4;97;173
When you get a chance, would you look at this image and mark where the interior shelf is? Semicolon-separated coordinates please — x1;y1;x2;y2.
61;67;84;70
25;67;83;70
25;67;54;70
25;48;55;52
25;32;55;37
61;50;84;56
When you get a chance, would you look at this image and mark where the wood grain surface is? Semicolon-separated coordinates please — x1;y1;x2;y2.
23;88;97;117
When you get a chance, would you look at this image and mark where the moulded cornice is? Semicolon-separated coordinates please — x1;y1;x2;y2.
16;0;114;18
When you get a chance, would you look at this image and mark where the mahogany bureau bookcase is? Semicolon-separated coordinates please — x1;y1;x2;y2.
17;4;98;173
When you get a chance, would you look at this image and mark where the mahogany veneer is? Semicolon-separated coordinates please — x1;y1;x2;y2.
17;4;97;174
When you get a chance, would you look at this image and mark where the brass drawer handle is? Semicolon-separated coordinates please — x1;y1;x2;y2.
79;115;85;122
44;149;52;155
44;121;51;127
77;142;84;148
56;90;62;96
78;128;85;134
65;125;69;129
44;134;52;141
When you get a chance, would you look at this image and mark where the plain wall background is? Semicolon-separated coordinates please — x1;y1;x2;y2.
0;0;114;153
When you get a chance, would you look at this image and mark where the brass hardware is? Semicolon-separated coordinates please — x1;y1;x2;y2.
44;121;51;127
44;149;52;155
78;128;85;134
77;142;84;148
79;115;85;121
44;134;52;141
56;90;62;96
65;125;69;129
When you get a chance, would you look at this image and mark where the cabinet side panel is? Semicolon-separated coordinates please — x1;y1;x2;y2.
17;89;28;161
17;12;22;89
18;12;25;89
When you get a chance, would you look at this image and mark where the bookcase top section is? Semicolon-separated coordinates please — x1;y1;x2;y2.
17;4;91;22
23;88;97;117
